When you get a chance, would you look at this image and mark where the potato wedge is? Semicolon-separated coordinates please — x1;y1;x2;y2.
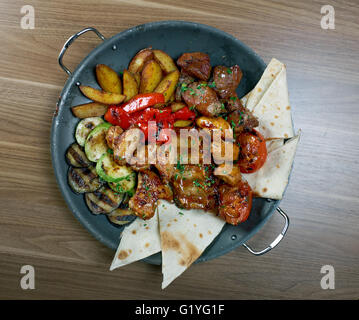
173;120;193;127
154;70;180;103
71;102;108;118
96;64;122;94
196;116;232;138
170;101;186;112
133;72;141;87
122;70;139;102
153;49;178;73
128;48;154;74
79;86;126;105
140;60;163;93
168;92;175;103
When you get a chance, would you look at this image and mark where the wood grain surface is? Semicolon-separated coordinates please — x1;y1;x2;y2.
0;0;358;300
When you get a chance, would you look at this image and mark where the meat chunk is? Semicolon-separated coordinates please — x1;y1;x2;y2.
213;65;242;99
129;144;154;172
218;181;253;225
106;126;124;150
175;72;195;101
225;94;244;113
227;106;259;134
177;52;211;81
129;170;173;220
171;164;217;211
214;163;242;186
111;128;143;166
155;144;176;183
182;82;222;117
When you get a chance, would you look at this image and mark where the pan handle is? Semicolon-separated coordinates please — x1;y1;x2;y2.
242;207;289;256
58;27;106;77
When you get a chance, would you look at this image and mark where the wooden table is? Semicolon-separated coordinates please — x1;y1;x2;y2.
0;0;358;300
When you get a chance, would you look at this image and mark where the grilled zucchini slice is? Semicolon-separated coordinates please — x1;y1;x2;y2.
75;117;104;147
107;208;136;226
68;166;102;194
66;143;91;168
84;122;112;162
96;152;136;192
85;186;124;214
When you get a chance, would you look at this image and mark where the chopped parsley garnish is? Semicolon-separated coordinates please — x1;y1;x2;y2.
189;88;196;95
193;180;205;189
176;158;185;174
143;181;150;191
180;83;189;92
230;96;237;101
178;212;184;215
197;83;207;89
227;68;232;74
208;81;216;88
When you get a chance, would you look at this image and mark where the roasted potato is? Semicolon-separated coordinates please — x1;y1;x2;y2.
211;139;239;163
140;60;162;93
71;102;108;118
170;101;186;112
196;116;232;138
133;72;141;87
79;86;126;105
168;92;175;103
214;163;242;186
95;64;122;94
173;120;193;127
122;70;139;102
128;48;154;74
153;49;178;73
154;69;180;103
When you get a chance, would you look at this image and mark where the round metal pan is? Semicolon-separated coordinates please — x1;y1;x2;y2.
51;21;289;265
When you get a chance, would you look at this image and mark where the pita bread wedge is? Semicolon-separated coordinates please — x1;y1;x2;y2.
245;58;284;111
240;90;251;106
158;200;226;289
110;213;161;271
250;65;294;139
266;138;284;153
243;132;300;200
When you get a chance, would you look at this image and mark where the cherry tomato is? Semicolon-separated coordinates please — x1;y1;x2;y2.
237;129;267;173
218;180;253;225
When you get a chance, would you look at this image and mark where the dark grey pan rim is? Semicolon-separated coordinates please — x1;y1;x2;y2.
51;20;291;266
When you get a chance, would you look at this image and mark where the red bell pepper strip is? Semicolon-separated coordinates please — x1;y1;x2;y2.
154;107;172;122
122;93;165;114
104;103;196;144
157;121;172;144
171;106;196;121
104;105;132;129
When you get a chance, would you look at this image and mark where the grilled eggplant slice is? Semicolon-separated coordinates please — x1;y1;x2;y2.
66;143;91;168
68;166;102;194
84;122;112;162
75;117;104;147
85;186;124;214
107;208;136;226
